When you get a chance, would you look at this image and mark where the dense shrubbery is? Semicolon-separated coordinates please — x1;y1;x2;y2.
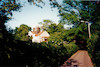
0;23;78;66
0;35;78;66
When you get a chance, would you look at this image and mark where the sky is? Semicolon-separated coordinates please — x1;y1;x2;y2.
5;0;62;29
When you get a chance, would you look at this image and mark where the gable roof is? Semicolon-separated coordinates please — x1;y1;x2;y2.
61;50;93;67
31;31;43;36
40;31;50;37
31;31;49;37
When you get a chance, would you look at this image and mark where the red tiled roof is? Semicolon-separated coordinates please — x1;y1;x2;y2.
41;36;49;38
35;31;44;36
31;31;44;36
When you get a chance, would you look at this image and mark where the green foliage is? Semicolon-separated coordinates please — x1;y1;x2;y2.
59;1;96;51
63;23;88;42
48;23;65;34
0;1;21;65
39;19;65;34
0;1;67;66
87;33;100;66
60;11;79;24
87;34;99;53
47;23;58;34
59;2;100;66
0;0;21;20
63;42;79;56
48;32;64;45
39;19;53;30
0;37;70;66
91;21;100;34
27;0;61;9
87;20;100;66
42;21;67;45
60;1;98;24
56;23;65;32
14;24;32;41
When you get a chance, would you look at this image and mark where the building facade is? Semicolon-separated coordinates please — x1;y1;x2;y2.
28;27;50;43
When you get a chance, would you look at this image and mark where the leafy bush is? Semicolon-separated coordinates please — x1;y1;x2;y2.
63;42;79;56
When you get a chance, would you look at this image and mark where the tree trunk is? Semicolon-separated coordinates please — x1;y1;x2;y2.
88;22;91;38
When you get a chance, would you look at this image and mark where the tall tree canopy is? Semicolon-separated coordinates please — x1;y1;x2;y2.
59;1;99;24
59;1;100;43
59;1;100;66
39;19;53;30
14;24;32;41
0;0;21;38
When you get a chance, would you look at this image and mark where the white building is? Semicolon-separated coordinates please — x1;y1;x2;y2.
28;27;50;43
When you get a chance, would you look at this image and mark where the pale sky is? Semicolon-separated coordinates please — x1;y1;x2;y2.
5;0;62;29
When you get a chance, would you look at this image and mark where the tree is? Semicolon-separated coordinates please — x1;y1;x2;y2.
59;1;100;66
39;19;65;34
14;24;32;41
0;0;22;65
0;0;21;39
47;23;65;34
27;0;61;8
60;1;98;23
47;23;58;34
48;32;64;45
39;19;53;30
59;1;99;43
87;3;100;65
39;20;67;45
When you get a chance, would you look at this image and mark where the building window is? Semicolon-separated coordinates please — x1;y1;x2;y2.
44;38;47;41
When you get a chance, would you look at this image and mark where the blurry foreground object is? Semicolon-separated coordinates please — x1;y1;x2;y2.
61;50;93;67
